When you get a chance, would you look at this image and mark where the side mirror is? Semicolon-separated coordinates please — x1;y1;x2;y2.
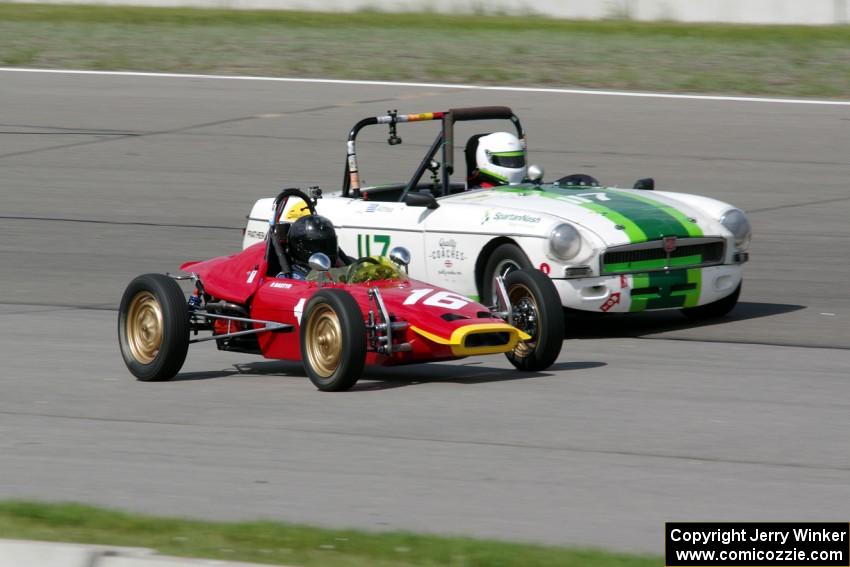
633;178;655;190
389;246;411;270
404;192;439;209
526;164;544;184
308;252;331;272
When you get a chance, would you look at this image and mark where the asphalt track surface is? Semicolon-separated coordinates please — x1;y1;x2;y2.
1;70;848;554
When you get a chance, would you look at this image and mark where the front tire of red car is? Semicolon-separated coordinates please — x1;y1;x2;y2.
504;268;564;372
118;273;189;381
300;289;367;392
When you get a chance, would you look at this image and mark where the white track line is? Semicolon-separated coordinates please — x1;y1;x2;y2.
2;67;850;106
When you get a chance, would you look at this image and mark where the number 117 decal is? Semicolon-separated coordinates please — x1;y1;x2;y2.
357;234;391;257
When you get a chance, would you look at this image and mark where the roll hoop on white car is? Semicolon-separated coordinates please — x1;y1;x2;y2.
244;106;751;318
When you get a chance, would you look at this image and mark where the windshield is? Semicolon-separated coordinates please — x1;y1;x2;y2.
307;256;408;284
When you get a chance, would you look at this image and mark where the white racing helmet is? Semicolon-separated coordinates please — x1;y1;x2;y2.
476;131;527;185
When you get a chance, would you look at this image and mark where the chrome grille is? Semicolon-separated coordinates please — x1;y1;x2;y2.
601;237;725;275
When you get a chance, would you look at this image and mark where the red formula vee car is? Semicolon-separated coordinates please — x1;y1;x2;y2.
118;190;564;391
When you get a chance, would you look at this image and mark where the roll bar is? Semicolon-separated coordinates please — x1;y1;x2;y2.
341;106;524;199
449;106;515;121
267;188;318;276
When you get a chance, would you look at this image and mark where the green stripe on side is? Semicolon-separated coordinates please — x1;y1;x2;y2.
682;268;702;308
630;273;651;312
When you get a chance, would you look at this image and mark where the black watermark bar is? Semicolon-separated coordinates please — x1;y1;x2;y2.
666;523;850;566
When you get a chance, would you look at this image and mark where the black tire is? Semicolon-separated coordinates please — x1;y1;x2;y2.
504;268;564;371
300;289;367;392
118;273;190;381
480;243;532;307
681;282;741;320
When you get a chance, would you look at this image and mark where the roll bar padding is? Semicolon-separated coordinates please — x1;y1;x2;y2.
448;106;515;122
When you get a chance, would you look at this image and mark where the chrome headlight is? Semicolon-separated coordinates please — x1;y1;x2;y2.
548;223;582;260
720;209;752;251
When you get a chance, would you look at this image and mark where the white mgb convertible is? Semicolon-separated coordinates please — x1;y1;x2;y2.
244;106;751;318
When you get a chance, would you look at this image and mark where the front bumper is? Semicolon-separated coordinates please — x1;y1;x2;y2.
551;264;743;313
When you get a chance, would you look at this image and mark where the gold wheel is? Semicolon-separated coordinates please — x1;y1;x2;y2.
508;282;538;358
126;291;164;364
304;303;342;378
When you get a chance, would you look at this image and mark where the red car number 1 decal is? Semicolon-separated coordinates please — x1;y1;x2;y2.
404;288;470;310
293;297;306;323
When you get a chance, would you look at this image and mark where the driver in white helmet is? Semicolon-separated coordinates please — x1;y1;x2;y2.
466;131;528;188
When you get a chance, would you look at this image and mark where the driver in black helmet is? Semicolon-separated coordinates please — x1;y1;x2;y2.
282;214;340;280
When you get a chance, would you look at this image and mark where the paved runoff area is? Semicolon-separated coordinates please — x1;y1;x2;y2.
0;538;277;567
1;69;849;553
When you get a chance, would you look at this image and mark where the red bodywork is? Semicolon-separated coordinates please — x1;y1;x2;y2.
181;243;523;366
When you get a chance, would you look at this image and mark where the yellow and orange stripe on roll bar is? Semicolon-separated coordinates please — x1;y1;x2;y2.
376;111;444;124
403;111;445;122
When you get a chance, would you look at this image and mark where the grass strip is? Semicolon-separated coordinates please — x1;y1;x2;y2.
0;3;849;98
0;500;658;567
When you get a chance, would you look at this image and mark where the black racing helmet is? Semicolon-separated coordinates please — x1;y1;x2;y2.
287;214;338;265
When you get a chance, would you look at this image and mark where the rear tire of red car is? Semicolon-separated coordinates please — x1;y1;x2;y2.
504;268;564;372
480;243;532;306
681;282;741;320
300;289;367;392
118;273;189;381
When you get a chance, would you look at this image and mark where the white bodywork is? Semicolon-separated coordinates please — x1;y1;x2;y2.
243;186;747;313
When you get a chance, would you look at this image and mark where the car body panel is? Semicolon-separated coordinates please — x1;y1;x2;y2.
243;181;746;312
182;242;526;365
181;244;265;305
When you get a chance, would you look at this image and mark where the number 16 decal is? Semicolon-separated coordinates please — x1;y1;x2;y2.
404;288;470;310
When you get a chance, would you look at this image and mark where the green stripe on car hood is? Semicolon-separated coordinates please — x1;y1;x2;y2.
494;185;703;243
